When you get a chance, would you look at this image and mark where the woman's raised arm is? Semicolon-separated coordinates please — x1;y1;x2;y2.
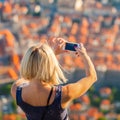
61;43;97;108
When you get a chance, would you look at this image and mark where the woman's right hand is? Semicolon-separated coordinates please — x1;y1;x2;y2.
75;43;87;57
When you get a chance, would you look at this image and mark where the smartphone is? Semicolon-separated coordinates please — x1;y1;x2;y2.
64;42;80;51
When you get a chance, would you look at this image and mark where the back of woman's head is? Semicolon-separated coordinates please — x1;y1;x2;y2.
20;43;67;85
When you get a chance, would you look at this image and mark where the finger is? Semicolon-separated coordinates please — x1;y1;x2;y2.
56;38;62;43
59;42;65;47
57;38;67;42
59;39;63;43
79;43;84;48
75;46;79;51
52;37;57;42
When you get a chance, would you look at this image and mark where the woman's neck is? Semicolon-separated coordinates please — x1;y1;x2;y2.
30;79;52;88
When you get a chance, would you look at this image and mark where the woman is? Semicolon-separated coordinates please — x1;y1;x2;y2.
11;38;97;120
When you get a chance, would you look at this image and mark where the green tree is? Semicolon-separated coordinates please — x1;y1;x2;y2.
98;117;107;120
0;83;12;95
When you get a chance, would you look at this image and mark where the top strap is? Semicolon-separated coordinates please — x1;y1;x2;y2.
41;86;53;120
55;85;62;102
46;86;53;106
16;83;29;105
16;86;22;105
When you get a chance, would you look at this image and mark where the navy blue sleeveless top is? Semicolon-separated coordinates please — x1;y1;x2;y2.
16;85;69;120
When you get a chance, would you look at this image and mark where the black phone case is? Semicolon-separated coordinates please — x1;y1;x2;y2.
65;43;79;51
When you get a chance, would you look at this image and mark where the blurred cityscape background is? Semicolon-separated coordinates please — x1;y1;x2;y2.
0;0;120;120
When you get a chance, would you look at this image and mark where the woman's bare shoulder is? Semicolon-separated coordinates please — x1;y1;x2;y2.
11;78;29;99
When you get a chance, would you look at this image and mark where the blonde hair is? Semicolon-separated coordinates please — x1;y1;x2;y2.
20;43;67;85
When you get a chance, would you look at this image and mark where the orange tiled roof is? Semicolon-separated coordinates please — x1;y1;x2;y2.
101;99;111;105
70;103;82;111
0;29;15;47
3;2;12;14
80;95;90;104
100;87;112;95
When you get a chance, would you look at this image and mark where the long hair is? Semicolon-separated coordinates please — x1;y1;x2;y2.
20;43;67;85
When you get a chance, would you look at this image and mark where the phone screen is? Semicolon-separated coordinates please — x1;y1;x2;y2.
65;42;79;51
